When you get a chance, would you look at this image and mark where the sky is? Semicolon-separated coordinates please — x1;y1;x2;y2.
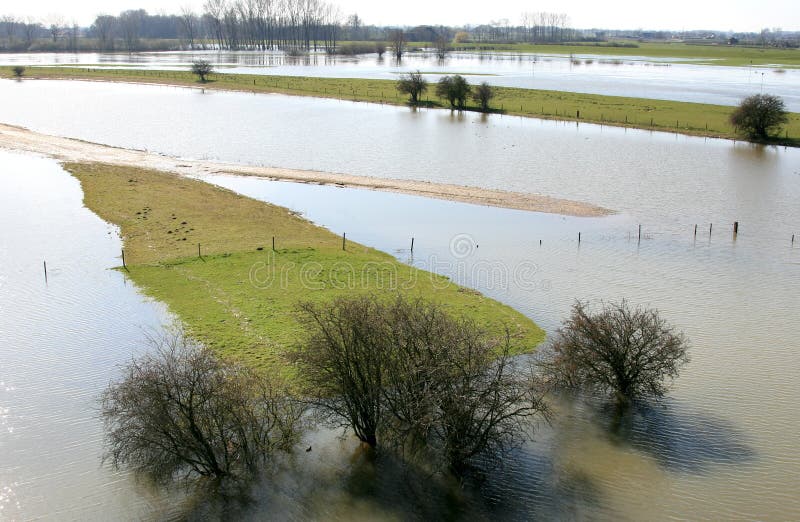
6;0;799;33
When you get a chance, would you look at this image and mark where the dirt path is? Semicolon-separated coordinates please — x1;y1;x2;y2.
0;122;612;217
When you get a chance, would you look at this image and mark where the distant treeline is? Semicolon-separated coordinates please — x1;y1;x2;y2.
1;5;798;53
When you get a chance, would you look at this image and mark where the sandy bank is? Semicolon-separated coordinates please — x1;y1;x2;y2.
0;122;612;217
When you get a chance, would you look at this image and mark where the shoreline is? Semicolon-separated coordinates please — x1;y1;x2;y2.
0;122;612;217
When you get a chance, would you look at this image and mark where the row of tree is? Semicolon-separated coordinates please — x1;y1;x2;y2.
397;72;496;111
0;6;582;53
102;295;690;484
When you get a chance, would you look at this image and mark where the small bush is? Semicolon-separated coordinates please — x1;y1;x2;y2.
396;70;428;104
435;75;470;109
190;59;213;82
730;93;789;139
472;82;495;112
12;66;25;78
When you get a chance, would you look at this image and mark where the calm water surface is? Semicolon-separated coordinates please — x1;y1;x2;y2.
0;151;183;519
2;50;799;109
1;80;799;519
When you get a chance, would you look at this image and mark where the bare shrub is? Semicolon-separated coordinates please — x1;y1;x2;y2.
541;301;690;406
295;295;545;476
101;330;304;482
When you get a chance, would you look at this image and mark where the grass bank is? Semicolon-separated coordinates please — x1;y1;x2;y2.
440;41;800;68
4;66;798;146
64;162;544;372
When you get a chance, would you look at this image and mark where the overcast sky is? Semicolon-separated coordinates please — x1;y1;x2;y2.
8;0;798;32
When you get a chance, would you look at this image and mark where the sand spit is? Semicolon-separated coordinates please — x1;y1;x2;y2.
0;123;612;217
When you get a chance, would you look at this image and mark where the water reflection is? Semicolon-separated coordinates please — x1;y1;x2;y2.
584;397;756;474
1;50;798;109
0;152;178;519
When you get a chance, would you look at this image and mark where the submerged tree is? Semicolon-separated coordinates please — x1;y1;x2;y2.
11;66;24;78
296;297;387;447
435;74;471;110
101;330;304;483
730;94;788;139
397;70;428;104
389;29;406;60
433;34;449;60
295;295;545;475
191;59;213;82
541;301;689;406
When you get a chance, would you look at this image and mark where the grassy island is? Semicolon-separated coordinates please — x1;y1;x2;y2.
65;162;544;372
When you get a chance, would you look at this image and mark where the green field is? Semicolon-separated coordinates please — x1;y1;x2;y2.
430;41;800;68
3;66;797;145
64;162;545;373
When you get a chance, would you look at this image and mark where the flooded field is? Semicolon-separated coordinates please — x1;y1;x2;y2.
2;50;799;109
0;79;799;519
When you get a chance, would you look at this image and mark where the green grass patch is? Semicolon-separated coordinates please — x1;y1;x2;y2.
441;41;800;68
3;66;798;145
64;163;545;374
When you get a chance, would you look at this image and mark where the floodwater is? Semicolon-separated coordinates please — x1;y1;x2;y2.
1;50;799;110
0;80;799;519
0;151;184;519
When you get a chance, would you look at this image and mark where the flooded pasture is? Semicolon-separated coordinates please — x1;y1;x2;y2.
0;79;799;519
1;50;799;110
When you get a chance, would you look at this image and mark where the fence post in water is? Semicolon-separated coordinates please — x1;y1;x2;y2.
792;234;795;246
410;237;414;254
638;224;642;242
44;261;48;283
122;249;127;269
342;233;346;251
694;224;698;237
578;232;581;244
733;221;739;236
710;223;713;235
577;110;580;119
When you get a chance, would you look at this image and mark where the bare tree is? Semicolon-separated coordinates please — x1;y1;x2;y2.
22;18;40;48
296;297;387;447
472;82;495;111
374;41;386;57
67;21;80;52
45;14;64;43
378;298;545;475
541;301;690;406
396;70;427;104
179;7;199;49
295;295;546;476
1;15;17;47
101;330;304;482
389;28;405;60
119;9;144;51
91;15;117;51
433;33;449;60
